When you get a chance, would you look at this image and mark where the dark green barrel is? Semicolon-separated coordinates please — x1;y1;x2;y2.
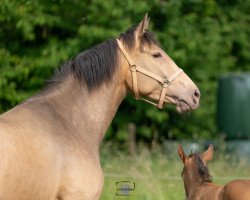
217;73;250;139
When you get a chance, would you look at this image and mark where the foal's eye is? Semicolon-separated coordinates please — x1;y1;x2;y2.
152;52;162;58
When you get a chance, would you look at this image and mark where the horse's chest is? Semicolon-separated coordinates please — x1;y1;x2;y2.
58;148;104;200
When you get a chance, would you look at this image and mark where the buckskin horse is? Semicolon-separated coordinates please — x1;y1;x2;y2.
0;14;200;200
178;144;250;200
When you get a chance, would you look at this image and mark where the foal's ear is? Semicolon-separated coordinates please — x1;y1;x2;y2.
178;145;186;164
201;144;213;164
134;13;150;44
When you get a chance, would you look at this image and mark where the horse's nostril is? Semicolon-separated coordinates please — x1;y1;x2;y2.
194;89;200;99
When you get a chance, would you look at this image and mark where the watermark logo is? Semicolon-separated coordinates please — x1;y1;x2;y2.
116;181;135;196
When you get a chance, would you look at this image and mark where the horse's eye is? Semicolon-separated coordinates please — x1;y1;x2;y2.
152;52;162;58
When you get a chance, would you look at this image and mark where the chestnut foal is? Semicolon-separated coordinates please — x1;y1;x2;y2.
178;144;250;200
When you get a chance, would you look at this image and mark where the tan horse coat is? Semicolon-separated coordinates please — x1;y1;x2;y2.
0;15;200;200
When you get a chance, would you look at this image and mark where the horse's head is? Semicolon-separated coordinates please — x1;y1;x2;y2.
178;144;213;197
118;14;200;113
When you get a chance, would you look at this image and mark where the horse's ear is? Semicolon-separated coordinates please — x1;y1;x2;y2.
201;144;213;164
134;13;150;45
178;145;186;164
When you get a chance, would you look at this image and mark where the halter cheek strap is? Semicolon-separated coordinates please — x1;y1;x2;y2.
117;39;183;109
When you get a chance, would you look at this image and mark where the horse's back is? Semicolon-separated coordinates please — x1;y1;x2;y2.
220;180;250;200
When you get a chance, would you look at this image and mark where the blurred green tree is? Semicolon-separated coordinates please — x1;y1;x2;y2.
0;0;249;142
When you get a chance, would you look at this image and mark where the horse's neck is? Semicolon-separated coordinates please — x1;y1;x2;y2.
28;73;126;145
185;177;202;199
186;180;221;200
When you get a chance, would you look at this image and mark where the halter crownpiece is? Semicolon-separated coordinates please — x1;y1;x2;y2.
117;39;183;109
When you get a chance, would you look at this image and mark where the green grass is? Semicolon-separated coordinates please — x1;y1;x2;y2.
100;144;250;200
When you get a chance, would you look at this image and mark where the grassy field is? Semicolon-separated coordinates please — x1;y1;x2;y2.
100;144;250;200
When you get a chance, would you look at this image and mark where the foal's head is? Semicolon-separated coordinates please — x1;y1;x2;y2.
178;145;213;196
118;14;200;112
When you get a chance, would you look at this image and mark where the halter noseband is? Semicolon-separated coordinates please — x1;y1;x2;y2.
117;39;183;109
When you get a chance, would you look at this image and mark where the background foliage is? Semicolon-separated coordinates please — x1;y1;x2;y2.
0;0;250;143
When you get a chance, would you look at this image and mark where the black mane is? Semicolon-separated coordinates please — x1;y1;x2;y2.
118;25;158;50
48;38;118;91
195;153;213;183
47;24;157;91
